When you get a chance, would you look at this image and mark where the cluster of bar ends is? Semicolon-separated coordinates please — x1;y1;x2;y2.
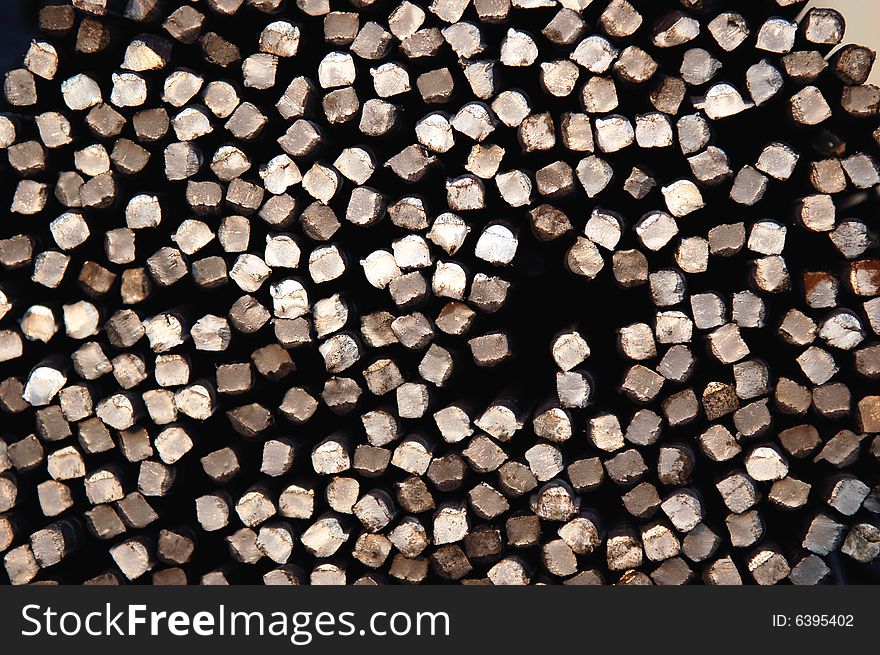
0;0;878;585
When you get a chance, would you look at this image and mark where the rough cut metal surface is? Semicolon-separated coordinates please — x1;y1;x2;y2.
0;0;877;585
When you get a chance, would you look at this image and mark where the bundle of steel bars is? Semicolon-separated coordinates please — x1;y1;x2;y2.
0;0;878;584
